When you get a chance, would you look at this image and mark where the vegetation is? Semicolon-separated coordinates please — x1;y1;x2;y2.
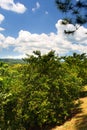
0;51;87;130
55;0;87;34
0;58;24;64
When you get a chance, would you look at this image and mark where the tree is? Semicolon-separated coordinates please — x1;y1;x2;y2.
20;51;82;129
61;53;87;85
0;63;24;130
56;0;87;34
0;52;84;130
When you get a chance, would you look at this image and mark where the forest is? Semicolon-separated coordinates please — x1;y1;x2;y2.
0;50;87;130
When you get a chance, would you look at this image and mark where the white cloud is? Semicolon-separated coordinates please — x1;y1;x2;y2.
0;19;87;58
0;14;5;31
1;54;26;59
0;34;15;49
0;14;5;24
0;0;26;13
0;27;5;31
32;2;40;12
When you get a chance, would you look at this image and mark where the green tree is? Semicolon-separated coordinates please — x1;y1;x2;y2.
61;53;87;85
20;51;82;129
0;52;84;130
0;63;24;130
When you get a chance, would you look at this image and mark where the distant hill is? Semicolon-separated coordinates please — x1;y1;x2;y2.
0;58;24;64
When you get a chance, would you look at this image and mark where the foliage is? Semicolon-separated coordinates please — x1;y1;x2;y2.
61;53;87;85
0;51;87;130
56;0;87;34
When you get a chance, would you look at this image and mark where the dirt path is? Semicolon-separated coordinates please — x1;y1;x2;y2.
52;97;87;130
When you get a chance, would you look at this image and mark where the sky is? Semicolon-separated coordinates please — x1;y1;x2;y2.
0;0;87;58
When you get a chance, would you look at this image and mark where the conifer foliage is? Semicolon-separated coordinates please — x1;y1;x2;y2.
56;0;87;34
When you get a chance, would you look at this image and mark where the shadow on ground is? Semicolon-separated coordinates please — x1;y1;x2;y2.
80;90;87;98
75;115;87;130
28;125;56;130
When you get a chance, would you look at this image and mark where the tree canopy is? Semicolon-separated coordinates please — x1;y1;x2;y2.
0;51;87;130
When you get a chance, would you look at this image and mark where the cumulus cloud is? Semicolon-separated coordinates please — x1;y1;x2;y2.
0;19;87;58
32;2;40;12
0;0;26;13
0;34;15;49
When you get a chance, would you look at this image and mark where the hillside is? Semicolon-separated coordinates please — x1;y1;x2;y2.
52;86;87;130
0;58;24;64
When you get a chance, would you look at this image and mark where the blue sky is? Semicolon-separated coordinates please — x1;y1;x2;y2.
1;0;61;36
0;0;87;58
